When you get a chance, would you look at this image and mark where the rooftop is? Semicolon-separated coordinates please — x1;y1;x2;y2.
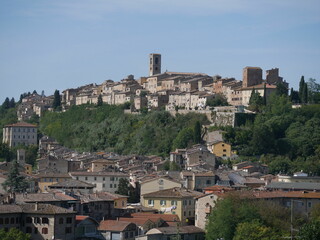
5;122;37;128
142;187;204;199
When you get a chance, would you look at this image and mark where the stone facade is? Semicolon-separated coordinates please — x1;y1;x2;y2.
3;122;37;148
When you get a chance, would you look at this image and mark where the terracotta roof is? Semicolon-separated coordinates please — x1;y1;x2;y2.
76;191;127;203
142;187;204;199
146;225;204;235
131;213;180;222
5;122;37;128
70;171;128;177
118;217;154;226
76;215;89;221
98;220;136;231
254;191;320;199
140;176;181;185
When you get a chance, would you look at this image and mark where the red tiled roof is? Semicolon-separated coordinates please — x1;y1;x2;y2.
131;213;180;222
5;122;37;128
98;220;136;231
76;215;89;221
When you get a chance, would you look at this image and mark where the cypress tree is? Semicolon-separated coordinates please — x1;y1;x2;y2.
52;90;61;109
194;121;201;144
97;94;103;106
263;83;267;105
302;83;308;103
299;76;305;102
2;160;29;193
2;97;10;109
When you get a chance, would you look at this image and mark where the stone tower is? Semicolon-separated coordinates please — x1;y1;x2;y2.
149;53;161;76
242;67;263;88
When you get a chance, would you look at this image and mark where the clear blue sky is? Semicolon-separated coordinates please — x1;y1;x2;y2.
1;0;319;101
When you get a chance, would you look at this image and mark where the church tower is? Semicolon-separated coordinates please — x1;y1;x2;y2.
149;53;161;76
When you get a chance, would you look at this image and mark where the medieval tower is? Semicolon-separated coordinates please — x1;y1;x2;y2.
149;53;161;76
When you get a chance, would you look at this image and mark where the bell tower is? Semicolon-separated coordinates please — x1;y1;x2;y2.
149;53;161;76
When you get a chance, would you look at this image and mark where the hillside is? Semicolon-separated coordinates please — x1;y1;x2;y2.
39;104;209;156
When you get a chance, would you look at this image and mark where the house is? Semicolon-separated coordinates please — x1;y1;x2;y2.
140;176;182;202
33;172;72;192
265;182;320;192
98;220;138;240
48;179;95;194
90;159;116;172
69;171;129;193
208;141;232;158
180;171;215;192
0;203;76;240
195;193;221;229
74;191;128;221
75;215;103;239
142;187;203;226
2;122;37;147
136;226;205;240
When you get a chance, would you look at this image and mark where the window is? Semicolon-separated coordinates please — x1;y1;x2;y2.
85;177;88;181
76;177;79;180
26;227;32;233
122;201;125;207
308;202;312;208
103;177;105;181
0;218;3;224
189;211;191;216
206;180;211;185
26;217;32;223
59;218;64;224
160;200;166;206
189;200;192;205
42;227;48;234
42;218;49;224
183;211;186;216
223;149;226;152
110;177;115;181
66;217;72;224
114;184;117;188
10;218;14;224
148;200;154;206
103;184;105;188
110;184;113;188
65;227;72;234
34;217;41;224
171;200;177;206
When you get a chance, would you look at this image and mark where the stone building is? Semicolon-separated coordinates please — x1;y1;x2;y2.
2;122;37;147
0;203;76;240
242;66;263;87
149;53;161;76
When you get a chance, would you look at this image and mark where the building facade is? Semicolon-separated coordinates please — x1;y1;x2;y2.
3;122;37;147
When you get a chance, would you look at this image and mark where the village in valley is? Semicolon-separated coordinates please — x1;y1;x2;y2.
0;53;319;240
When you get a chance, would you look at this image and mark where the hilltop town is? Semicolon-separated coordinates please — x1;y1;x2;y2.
0;54;320;240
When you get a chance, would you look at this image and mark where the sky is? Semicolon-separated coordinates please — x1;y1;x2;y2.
1;0;320;101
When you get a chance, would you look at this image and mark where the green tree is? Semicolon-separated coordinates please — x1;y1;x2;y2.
299;219;320;240
97;94;103;106
172;127;194;150
0;228;30;240
248;88;264;112
206;94;228;107
233;220;276;240
52;89;61;110
2;160;29;193
194;121;201;144
2;97;10;109
0;142;14;162
276;82;288;96
116;178;129;196
307;78;320;103
9;97;15;108
299;76;305;103
302;83;308;104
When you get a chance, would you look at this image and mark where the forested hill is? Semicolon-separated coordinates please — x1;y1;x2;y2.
222;94;320;175
39;104;209;156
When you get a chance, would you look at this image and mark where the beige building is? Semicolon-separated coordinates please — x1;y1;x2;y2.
70;171;129;193
195;193;219;229
34;172;72;192
142;187;203;225
140;176;182;202
208;141;232;158
3;122;37;147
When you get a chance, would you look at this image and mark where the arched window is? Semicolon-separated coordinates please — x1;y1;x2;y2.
42;227;48;234
59;217;64;224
